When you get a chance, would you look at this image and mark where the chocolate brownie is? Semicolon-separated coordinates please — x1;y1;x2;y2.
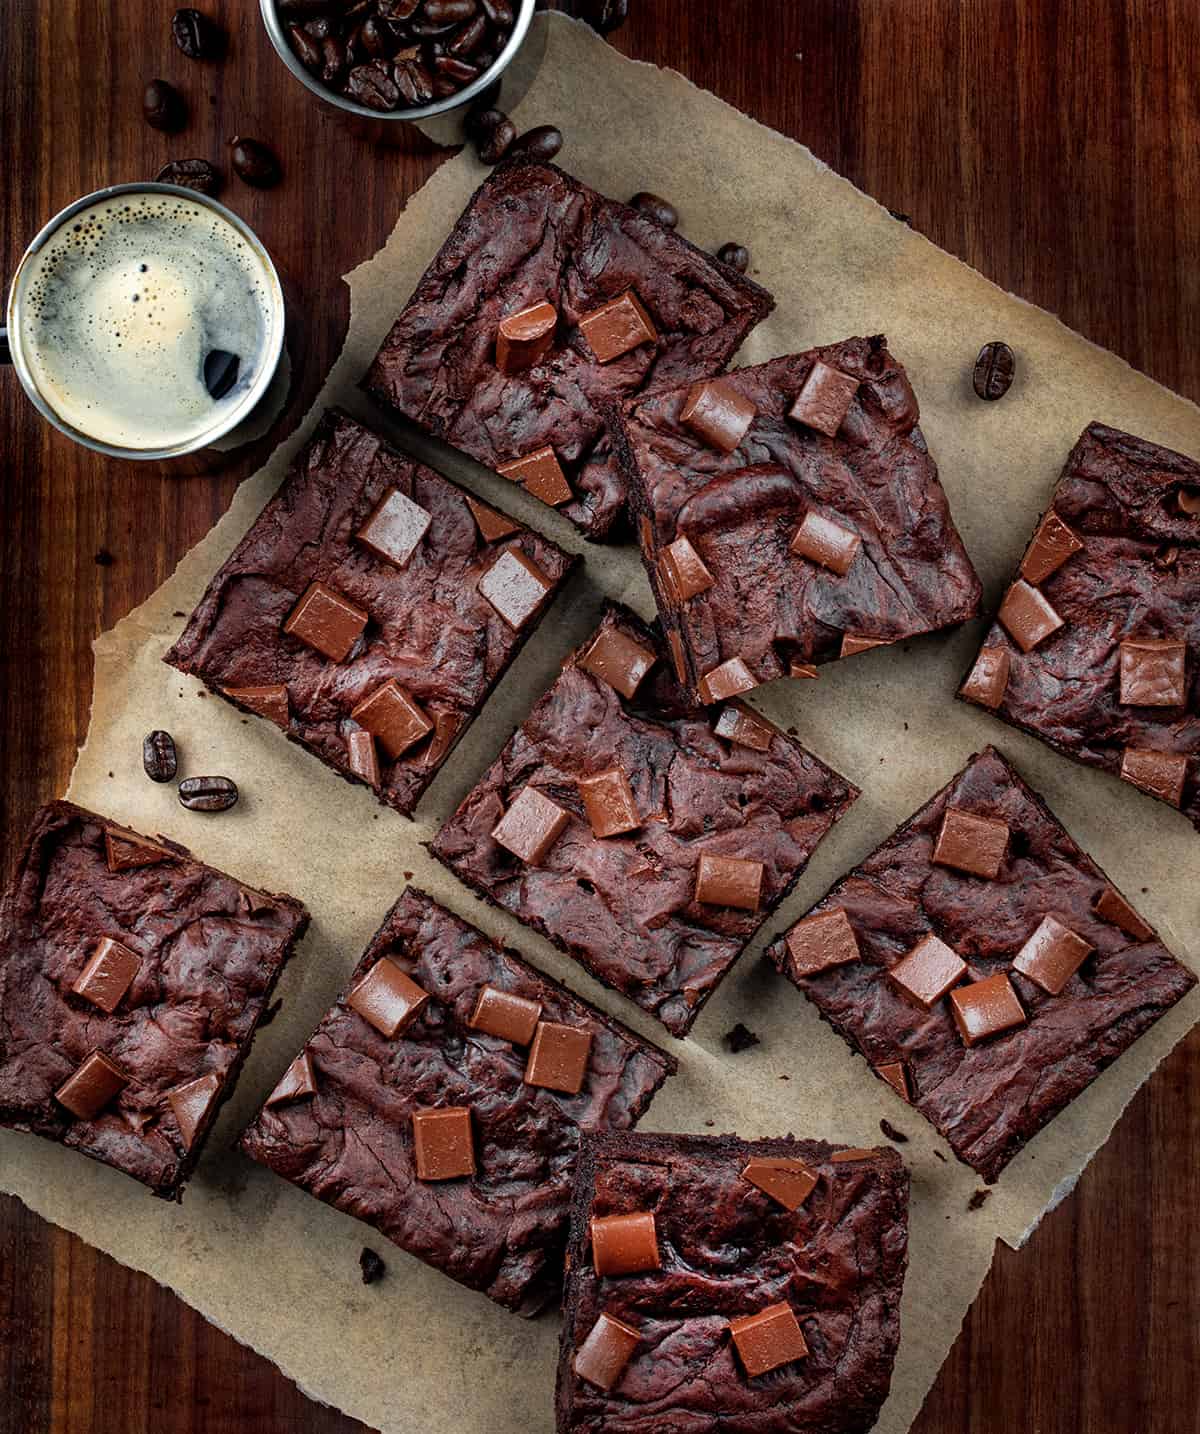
0;801;307;1198
766;747;1196;1182
610;335;983;703
959;422;1200;832
361;159;774;539
431;604;858;1037
239;888;674;1316
165;408;577;818
556;1131;909;1434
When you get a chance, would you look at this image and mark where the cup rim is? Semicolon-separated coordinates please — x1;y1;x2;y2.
6;181;287;461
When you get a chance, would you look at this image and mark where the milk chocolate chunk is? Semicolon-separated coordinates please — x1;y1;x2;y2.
468;985;542;1045
660;536;714;601
790;511;861;576
829;1148;876;1163
465;494;520;542
678;377;757;453
222;683;290;726
788;360;860;437
524;1020;593;1094
1013;914;1093;995
784;907;861;978
950;972;1027;1046
1095;886;1156;942
694;854;764;911
729;1302;809;1377
167;1071;221;1152
55;1051;129;1121
590;1211;660;1276
577;626;656;699
104;828;173;873
478;548;556;628
666;630;688;684
283;581;368;662
72;937;141;1014
495;299;557;374
740;1156;818;1211
888;933;967;1008
574;1312;640;1392
412;1106;476;1181
578;767;640;839
497;446;573;506
347;728;381;786
491;786;570;865
351;680;433;760
932;808;1010;879
356;486;432;568
346;957;430;1038
1119;638;1187;708
697;656;758;704
1120;746;1188;807
713;702;774;752
789;660;820;678
1020;509;1085;585
960;646;1011;709
578;290;658;364
265;1051;318;1107
997;579;1064;653
875;1061;909;1101
840;634;889;658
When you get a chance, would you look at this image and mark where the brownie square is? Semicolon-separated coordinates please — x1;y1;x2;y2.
0;801;308;1198
239;888;674;1316
611;335;983;703
958;422;1199;832
362;159;774;539
165;408;577;818
766;747;1196;1182
556;1131;909;1434
431;604;859;1037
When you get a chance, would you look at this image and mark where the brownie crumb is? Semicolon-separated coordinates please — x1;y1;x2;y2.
403;871;414;882
259;999;283;1029
967;1189;991;1212
359;1247;386;1284
94;548;115;567
723;1022;760;1053
879;1118;909;1144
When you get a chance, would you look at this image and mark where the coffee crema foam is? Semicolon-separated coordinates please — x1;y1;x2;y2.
18;193;278;450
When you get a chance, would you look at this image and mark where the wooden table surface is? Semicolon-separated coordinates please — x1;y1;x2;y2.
2;1;1197;1430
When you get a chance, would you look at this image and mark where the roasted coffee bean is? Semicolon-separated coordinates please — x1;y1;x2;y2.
379;0;421;18
321;34;348;83
717;242;750;272
422;0;478;23
179;775;239;812
473;47;497;72
467;104;506;137
142;79;186;132
972;340;1015;401
509;123;563;162
434;53;478;82
171;8;225;61
476;114;516;163
348;59;402;109
630;191;678;228
481;0;513;24
230;137;281;188
359;17;391;56
155;157;223;195
287;23;323;70
449;13;487;54
395;52;436;102
278;0;333;12
303;15;335;39
142;730;178;783
359;1248;387;1284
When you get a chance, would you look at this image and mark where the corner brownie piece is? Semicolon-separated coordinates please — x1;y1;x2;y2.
362;159;774;539
959;422;1199;832
611;336;982;703
239;889;674;1315
766;747;1196;1182
557;1131;908;1434
165;408;577;817
431;604;858;1037
0;801;307;1198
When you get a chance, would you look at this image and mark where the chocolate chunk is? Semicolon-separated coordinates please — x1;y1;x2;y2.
412;1106;476;1180
351;681;433;760
578;291;658;364
104;828;173;873
997;579;1064;653
491;786;570;865
222;683;290;726
678;378;757;453
1013;914;1092;995
477;548;556;628
1120;747;1188;807
949;972;1026;1046
789;511;861;576
713;703;773;752
574;1312;640;1392
875;1062;909;1101
959;646;1011;709
878;1119;909;1144
666;630;688;684
497;446;572;506
356;487;432;568
167;1071;221;1152
468;985;542;1045
784;908;861;978
789;660;820;678
1020;509;1084;585
740;1156;818;1211
829;1148;877;1163
347;728;381;786
524;1020;593;1094
72;937;140;1014
840;634;890;658
465;495;520;542
1118;638;1187;707
972;340;1015;401
1094;886;1155;942
346;957;430;1038
359;1248;386;1284
729;1302;809;1377
283;581;368;662
659;536;714;601
265;1051;318;1107
788;360;859;437
723;1022;760;1053
888;933;967;1008
496;299;557;374
932;808;1010;879
55;1051;129;1121
590;1211;660;1276
697;656;757;704
578;767;640;838
577;626;656;698
694;854;763;911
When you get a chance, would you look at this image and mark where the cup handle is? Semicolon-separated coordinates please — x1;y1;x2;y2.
0;326;10;365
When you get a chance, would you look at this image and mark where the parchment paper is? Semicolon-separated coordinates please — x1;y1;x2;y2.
3;16;1198;1433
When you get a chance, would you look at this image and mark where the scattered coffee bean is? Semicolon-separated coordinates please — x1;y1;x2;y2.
178;775;239;812
716;242;750;272
476;114;516;164
171;8;225;61
509;123;563;163
359;1247;387;1284
879;1118;909;1144
143;730;179;783
723;1022;760;1054
967;1189;991;1212
142;79;187;132
467;104;506;138
630;191;678;228
972;340;1015;401
230;137;281;188
155;158;223;196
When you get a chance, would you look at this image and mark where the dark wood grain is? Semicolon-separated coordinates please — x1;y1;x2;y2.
2;2;1198;1430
